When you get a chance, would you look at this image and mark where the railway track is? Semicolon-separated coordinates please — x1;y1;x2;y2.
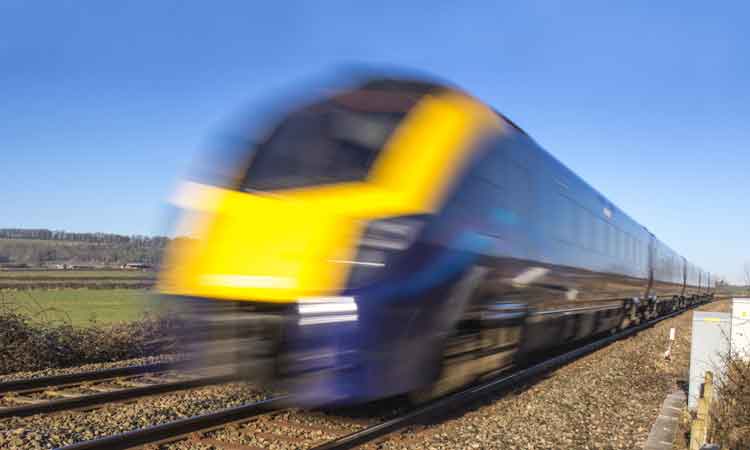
0;362;235;418
55;301;707;450
0;361;178;393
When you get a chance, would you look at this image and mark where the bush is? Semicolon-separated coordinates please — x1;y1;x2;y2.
710;354;750;449
0;299;180;375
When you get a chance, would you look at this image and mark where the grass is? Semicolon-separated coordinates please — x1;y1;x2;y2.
715;285;750;297
0;289;177;325
0;269;156;289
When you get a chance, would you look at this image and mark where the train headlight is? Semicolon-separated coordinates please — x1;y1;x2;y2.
359;216;425;251
343;215;427;288
297;296;358;326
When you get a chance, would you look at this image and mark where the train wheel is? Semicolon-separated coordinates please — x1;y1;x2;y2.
409;313;522;404
409;267;486;404
408;344;476;404
409;268;523;404
618;300;639;330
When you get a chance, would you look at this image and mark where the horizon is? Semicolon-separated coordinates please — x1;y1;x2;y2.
2;1;749;283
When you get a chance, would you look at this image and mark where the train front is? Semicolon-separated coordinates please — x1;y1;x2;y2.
158;78;496;405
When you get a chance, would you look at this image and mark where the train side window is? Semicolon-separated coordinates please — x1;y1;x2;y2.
571;206;586;248
626;234;632;262
591;212;600;252
597;218;607;254
625;233;633;263
473;142;532;234
604;222;613;256
612;229;617;258
603;223;610;255
506;160;532;219
553;194;566;243
623;233;629;262
554;194;578;246
585;209;598;252
554;189;608;254
566;198;576;244
589;213;599;252
635;240;640;267
612;227;618;258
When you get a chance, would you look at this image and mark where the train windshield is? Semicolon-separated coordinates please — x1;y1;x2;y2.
241;98;406;191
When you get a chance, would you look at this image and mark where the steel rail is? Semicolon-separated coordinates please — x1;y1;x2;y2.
309;301;707;450
56;396;288;450
0;361;190;394
0;373;236;419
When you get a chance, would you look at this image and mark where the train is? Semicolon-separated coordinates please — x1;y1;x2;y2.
159;74;714;405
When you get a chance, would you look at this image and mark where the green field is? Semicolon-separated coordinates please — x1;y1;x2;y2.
0;289;176;325
0;270;155;279
0;269;156;290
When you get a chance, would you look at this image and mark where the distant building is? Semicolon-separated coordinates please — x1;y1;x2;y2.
0;262;29;269
122;262;153;270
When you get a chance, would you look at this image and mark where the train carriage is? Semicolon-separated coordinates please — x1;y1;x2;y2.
160;74;713;405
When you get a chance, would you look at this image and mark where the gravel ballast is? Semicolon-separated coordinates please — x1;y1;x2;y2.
0;354;185;384
381;301;730;450
0;381;272;449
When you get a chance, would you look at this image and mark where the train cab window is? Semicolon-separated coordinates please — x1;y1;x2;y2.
241;99;406;191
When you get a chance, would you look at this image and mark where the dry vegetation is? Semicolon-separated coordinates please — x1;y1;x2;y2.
0;295;180;375
708;354;750;449
672;307;750;450
675;355;750;450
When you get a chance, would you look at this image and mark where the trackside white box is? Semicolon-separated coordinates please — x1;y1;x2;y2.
732;298;750;360
688;312;731;409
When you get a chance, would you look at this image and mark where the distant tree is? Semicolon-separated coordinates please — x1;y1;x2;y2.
0;228;170;266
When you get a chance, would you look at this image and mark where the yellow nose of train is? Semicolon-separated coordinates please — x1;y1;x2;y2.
158;87;503;303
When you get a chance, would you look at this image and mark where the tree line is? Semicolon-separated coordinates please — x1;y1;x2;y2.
0;228;169;247
0;228;173;266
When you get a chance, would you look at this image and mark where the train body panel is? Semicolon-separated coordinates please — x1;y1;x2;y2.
160;75;712;405
161;90;500;302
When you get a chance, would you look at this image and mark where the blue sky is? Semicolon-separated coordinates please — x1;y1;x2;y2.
1;1;748;282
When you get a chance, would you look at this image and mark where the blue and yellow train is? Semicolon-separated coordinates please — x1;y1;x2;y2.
160;75;714;405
